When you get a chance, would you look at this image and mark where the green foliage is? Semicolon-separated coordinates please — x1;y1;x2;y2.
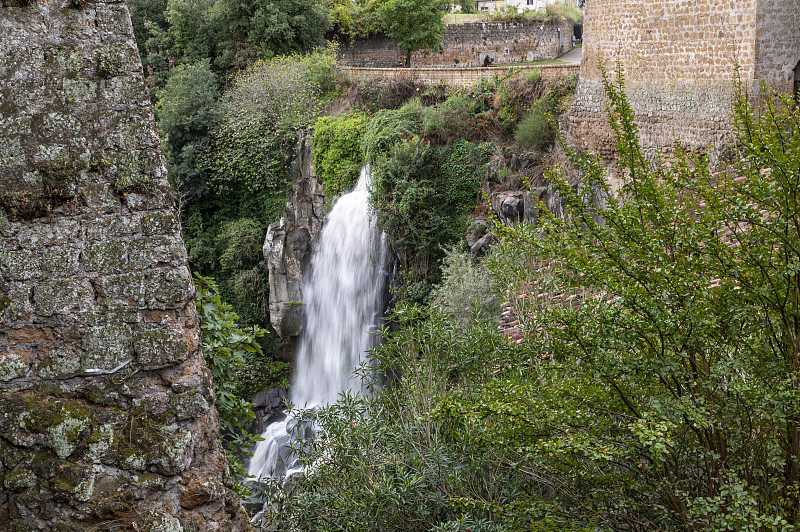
195;274;265;495
219;218;264;274
132;0;332;85
480;66;800;528
545;1;583;23
260;304;596;531
379;0;448;66
156;59;220;199
347;77;422;114
494;75;575;148
514;109;553;149
433;246;500;331
262;65;800;532
235;353;292;401
526;68;542;84
362;99;424;164
312;112;368;198
207;54;324;194
324;0;385;40
369;137;490;297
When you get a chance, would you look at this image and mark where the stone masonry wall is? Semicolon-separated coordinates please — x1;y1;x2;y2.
560;0;764;188
561;0;800;189
342;63;579;88
0;1;251;531
755;0;800;93
339;19;573;68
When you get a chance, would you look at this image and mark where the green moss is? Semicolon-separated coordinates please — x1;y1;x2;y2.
96;43;128;79
0;352;29;382
4;469;37;492
0;157;85;219
52;462;96;502
15;397;92;459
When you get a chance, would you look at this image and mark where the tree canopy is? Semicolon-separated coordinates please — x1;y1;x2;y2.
379;0;447;66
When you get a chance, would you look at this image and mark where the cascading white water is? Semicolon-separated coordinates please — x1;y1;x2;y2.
247;168;388;482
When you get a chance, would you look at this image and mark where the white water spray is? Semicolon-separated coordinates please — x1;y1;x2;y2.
247;168;389;482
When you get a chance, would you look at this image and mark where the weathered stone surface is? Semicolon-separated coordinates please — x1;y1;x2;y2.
560;0;800;189
340;19;574;68
264;132;326;351
0;1;252;530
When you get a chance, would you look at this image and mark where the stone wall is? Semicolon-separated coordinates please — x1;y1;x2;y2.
560;0;800;189
339;19;573;68
755;0;800;93
0;1;250;530
342;63;579;88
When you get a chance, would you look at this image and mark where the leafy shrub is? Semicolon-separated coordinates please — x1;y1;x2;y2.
312;111;368;198
300;42;341;99
206;51;329;194
195;274;265;496
219;218;264;274
433;247;500;331
369;138;490;297
347;77;421;113
482;66;800;528
514;108;554;149
362;99;424;163
421;105;447;142
235;347;293;401
261;304;595;531
545;1;583;23
156;59;220;199
526;68;542;84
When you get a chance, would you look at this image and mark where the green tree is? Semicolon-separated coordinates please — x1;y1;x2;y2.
477;66;800;528
379;0;447;67
195;274;265;495
156;59;220;199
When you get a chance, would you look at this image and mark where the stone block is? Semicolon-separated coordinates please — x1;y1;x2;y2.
0;250;38;280
133;328;188;368
81;323;132;372
41;248;80;276
34;278;95;316
0;350;30;381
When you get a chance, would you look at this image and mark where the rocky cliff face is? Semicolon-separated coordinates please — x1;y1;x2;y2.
263;133;326;361
0;1;250;530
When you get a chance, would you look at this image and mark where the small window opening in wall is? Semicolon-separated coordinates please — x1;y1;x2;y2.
504;47;510;54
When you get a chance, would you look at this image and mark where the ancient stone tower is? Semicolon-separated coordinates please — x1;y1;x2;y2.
561;0;800;186
0;1;251;530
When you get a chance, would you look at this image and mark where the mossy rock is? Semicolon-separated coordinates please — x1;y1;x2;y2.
0;396;93;460
0;157;85;219
3;468;36;491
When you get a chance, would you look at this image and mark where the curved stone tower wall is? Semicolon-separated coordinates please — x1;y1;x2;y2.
560;0;800;188
0;1;251;530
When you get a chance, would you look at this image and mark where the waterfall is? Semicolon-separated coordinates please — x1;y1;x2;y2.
247;168;389;483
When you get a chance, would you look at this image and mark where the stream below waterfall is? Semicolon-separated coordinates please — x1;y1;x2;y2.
247;168;390;493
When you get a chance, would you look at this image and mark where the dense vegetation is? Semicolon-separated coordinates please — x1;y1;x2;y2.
127;0;800;529
256;70;800;531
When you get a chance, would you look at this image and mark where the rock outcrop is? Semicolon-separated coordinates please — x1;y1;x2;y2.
263;132;326;360
0;1;250;530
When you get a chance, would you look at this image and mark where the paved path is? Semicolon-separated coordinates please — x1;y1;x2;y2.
559;46;582;65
